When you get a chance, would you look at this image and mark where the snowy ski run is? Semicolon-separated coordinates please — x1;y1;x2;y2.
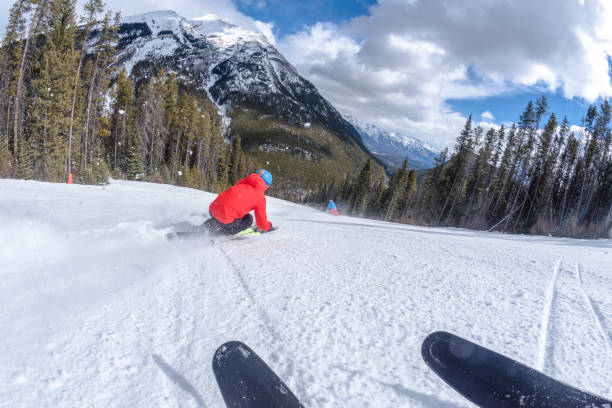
1;179;611;407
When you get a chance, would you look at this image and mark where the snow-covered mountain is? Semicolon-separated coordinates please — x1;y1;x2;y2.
107;11;371;153
346;115;439;170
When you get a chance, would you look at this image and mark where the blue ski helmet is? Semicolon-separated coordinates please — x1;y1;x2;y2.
255;169;272;187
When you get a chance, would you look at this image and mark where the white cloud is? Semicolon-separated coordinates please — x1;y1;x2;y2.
481;111;495;121
279;21;471;148
279;0;612;148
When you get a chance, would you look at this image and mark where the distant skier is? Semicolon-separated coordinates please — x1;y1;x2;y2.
327;200;339;216
206;169;274;235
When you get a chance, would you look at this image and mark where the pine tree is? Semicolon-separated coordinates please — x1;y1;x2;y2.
1;0;33;175
511;98;547;231
480;125;504;217
350;159;372;216
164;72;178;132
416;148;448;223
583;102;612;227
202;102;224;188
462;127;496;224
170;91;194;181
340;176;351;201
67;0;103;178
80;11;119;175
192;100;222;189
540;117;568;223
383;159;409;221
400;170;417;220
501;101;537;232
437;116;476;225
16;133;34;179
229;135;244;184
110;68;133;175
216;146;229;191
124;128;143;180
369;176;387;217
29;0;78;181
525;113;557;229
138;71;167;176
12;0;50;173
237;151;247;181
557;132;579;222
490;124;517;222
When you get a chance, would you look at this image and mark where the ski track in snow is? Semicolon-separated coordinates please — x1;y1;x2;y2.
575;263;612;357
531;258;612;397
536;258;562;373
217;244;308;400
217;245;280;341
1;179;611;407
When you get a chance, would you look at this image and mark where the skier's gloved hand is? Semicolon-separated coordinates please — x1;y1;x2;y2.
255;223;276;233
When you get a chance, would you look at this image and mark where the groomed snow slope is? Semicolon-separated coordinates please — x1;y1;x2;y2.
1;179;611;407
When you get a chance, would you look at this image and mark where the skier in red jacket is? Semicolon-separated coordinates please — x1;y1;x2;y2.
206;169;274;235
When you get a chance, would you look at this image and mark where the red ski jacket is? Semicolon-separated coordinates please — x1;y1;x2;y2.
209;174;272;231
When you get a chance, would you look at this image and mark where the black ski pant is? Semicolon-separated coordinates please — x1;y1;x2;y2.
205;211;253;235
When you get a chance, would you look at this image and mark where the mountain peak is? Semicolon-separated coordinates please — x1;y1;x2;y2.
122;10;188;37
345;115;438;169
121;10;268;46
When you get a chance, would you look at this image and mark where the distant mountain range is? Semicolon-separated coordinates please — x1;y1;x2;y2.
345;116;439;170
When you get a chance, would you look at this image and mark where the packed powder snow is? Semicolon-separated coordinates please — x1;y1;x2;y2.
1;179;611;407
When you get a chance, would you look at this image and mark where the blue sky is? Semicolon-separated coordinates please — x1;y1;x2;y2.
447;92;593;128
447;57;612;128
235;0;376;37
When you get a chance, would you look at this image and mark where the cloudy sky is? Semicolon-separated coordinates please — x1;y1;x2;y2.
3;0;612;149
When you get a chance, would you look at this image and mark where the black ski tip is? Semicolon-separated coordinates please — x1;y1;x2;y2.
421;331;612;408
421;331;485;373
421;331;451;363
212;341;303;408
213;341;249;368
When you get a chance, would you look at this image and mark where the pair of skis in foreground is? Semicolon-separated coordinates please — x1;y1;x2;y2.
213;332;612;407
